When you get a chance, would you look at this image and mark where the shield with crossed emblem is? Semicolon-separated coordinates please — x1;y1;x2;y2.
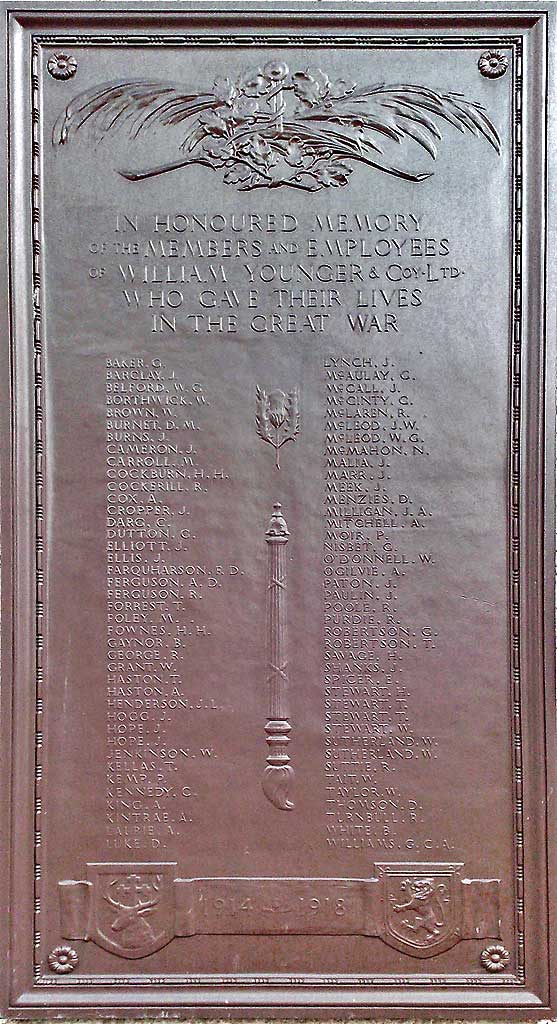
87;863;176;958
375;862;463;957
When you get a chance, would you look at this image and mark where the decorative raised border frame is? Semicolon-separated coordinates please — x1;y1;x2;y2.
3;4;555;1016
29;27;525;990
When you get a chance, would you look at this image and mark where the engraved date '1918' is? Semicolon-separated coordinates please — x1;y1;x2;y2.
52;60;501;192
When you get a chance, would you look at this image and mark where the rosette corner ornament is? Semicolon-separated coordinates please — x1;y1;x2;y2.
481;943;510;972
47;53;77;80
47;945;79;974
478;51;509;79
52;59;501;192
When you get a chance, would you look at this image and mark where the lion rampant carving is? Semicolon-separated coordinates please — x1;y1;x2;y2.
391;877;446;940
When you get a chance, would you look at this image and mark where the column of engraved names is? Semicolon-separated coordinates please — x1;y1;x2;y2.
323;355;439;852
104;358;223;850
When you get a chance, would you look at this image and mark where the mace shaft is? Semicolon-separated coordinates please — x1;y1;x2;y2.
262;502;294;810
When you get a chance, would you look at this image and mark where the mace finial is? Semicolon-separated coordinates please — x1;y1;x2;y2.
266;502;289;539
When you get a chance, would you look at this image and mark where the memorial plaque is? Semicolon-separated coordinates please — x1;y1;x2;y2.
1;2;556;1017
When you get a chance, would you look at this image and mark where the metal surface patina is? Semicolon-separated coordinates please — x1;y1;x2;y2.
1;1;556;1019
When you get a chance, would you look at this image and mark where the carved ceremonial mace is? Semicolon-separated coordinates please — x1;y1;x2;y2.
262;503;294;811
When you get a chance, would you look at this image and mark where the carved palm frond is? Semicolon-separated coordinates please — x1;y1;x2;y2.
305;83;501;156
53;80;217;146
255;387;272;444
381;85;501;153
283;391;300;444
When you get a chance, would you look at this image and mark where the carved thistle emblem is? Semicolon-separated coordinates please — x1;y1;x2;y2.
87;863;175;958
53;62;501;191
256;387;299;469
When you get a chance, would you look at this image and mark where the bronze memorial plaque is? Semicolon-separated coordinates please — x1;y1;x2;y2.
1;1;557;1017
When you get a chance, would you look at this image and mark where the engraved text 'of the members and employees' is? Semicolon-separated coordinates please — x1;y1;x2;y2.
87;211;459;337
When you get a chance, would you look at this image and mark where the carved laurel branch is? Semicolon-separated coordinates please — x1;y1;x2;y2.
52;62;501;191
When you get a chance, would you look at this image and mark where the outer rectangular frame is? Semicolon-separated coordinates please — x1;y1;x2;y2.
1;2;555;1018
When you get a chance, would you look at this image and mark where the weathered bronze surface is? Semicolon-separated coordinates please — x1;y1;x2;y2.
1;2;556;1017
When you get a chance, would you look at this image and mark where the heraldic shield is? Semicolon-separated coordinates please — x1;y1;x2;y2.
87;863;176;958
376;862;464;957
